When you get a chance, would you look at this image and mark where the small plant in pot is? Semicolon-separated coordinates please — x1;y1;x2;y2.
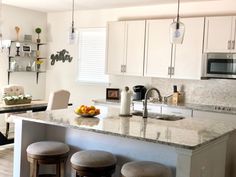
35;27;42;43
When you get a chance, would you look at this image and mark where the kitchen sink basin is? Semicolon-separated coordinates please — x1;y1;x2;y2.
157;116;184;121
132;111;185;121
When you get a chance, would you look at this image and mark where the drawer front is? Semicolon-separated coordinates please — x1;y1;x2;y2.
133;103;161;113
161;107;193;117
193;110;236;119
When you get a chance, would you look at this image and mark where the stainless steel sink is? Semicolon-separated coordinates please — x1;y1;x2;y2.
132;111;185;121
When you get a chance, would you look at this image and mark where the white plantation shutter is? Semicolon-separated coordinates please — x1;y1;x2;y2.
78;28;109;84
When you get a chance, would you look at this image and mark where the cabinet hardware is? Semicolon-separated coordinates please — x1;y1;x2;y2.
232;40;235;50
171;111;182;115
123;65;126;72
171;67;175;75
168;67;171;75
228;40;232;50
120;65;123;73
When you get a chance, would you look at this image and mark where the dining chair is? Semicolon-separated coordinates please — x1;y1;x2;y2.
1;85;25;139
46;90;70;111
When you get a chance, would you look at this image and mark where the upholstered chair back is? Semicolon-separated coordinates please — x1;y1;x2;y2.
2;85;24;97
47;90;70;111
1;85;25;138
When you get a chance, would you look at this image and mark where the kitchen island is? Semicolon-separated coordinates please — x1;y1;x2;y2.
11;106;236;177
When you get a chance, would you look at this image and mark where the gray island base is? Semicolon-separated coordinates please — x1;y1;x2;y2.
11;106;236;177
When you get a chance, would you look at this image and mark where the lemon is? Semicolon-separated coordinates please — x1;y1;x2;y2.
90;106;96;110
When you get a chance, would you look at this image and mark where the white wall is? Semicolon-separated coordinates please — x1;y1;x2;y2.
0;5;47;99
46;0;236;106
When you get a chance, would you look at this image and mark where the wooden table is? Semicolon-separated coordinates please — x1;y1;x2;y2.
0;100;48;145
0;100;48;114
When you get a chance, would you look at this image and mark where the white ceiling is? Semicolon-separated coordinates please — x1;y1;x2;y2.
2;0;218;12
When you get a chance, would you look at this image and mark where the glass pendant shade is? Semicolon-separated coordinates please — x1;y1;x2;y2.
68;0;78;45
170;20;185;44
69;26;78;44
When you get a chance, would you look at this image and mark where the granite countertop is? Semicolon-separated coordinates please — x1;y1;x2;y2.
93;99;236;114
11;106;236;150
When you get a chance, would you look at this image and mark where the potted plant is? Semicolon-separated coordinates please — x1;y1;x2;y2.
3;94;32;105
35;27;42;43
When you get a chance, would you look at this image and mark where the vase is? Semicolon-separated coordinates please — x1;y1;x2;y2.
37;38;41;43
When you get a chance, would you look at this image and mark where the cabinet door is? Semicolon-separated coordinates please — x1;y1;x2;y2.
106;21;126;75
172;17;204;80
145;19;173;78
193;110;236;119
125;21;145;76
161;107;193;117
232;16;236;53
133;102;161;113
204;16;233;53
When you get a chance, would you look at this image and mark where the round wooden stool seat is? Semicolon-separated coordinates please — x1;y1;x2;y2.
121;161;171;177
27;141;70;177
70;150;117;177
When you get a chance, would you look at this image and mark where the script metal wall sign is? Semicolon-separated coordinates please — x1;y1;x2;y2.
50;49;73;65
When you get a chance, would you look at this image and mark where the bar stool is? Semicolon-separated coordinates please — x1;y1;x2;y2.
26;141;70;177
70;150;117;177
121;161;172;177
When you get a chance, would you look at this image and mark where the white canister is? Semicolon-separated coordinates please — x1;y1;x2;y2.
120;86;132;116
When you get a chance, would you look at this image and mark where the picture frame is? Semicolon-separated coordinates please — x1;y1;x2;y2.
22;45;31;53
106;88;120;100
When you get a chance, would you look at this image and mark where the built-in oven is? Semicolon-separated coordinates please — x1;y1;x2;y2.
202;53;236;79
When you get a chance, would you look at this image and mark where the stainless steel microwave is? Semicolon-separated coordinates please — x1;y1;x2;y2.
202;53;236;79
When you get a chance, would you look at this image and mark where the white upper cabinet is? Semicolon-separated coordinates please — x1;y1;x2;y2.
106;21;126;75
125;21;146;76
204;16;236;53
144;19;173;78
172;17;205;80
145;18;204;80
106;20;145;76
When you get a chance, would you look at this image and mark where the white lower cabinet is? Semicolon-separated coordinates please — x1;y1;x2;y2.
193;110;236;119
161;106;193;117
133;102;161;113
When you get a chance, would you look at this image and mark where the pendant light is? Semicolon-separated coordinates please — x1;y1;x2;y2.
69;0;78;44
170;0;185;44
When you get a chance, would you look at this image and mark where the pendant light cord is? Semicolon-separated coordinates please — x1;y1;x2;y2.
72;0;75;32
176;0;180;29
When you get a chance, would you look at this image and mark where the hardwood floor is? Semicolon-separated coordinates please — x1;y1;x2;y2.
0;146;13;177
0;115;14;177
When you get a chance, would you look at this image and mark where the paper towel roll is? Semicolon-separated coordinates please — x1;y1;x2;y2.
120;86;132;116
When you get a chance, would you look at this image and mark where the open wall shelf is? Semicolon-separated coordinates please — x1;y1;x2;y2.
7;41;47;84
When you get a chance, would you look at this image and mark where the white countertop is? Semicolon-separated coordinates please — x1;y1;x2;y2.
11;106;236;150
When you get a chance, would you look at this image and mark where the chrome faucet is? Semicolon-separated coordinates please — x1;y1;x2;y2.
143;88;162;118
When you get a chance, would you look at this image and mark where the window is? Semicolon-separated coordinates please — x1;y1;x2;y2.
77;28;109;84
